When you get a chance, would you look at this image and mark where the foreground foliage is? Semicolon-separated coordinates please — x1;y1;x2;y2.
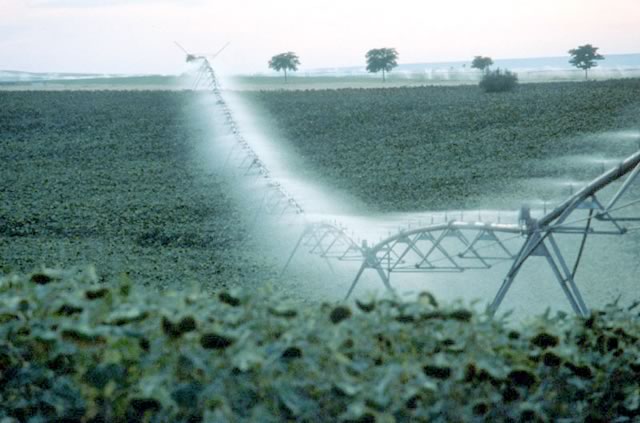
1;267;639;421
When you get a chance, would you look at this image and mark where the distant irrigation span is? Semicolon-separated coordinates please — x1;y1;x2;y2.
187;55;640;317
188;53;304;216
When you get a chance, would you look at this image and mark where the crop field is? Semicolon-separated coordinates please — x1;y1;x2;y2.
0;75;186;91
249;78;640;211
2;80;640;421
0;91;276;290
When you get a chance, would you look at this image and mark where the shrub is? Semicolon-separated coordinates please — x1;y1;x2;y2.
479;68;518;92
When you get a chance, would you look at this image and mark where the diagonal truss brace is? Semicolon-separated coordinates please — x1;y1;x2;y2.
488;231;589;317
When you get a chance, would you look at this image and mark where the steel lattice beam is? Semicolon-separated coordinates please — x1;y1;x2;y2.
344;153;640;316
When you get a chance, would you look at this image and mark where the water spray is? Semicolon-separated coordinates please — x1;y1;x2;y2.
184;53;640;317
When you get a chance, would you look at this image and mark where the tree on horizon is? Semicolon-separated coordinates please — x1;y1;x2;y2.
268;52;300;82
471;56;494;74
365;48;399;82
569;44;604;80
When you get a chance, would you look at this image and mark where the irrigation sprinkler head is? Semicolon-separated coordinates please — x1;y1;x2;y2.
518;204;533;229
174;41;195;62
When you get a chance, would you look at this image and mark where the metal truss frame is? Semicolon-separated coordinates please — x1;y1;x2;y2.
340;151;640;317
281;222;363;277
189;56;640;317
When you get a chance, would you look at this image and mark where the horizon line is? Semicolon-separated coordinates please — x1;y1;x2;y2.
3;51;640;78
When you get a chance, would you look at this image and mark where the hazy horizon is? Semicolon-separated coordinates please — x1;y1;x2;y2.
4;52;640;80
1;0;639;75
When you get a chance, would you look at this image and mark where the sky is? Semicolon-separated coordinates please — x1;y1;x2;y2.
1;0;639;75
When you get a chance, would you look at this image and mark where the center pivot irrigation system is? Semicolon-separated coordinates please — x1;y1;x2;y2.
182;51;640;317
177;43;305;215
